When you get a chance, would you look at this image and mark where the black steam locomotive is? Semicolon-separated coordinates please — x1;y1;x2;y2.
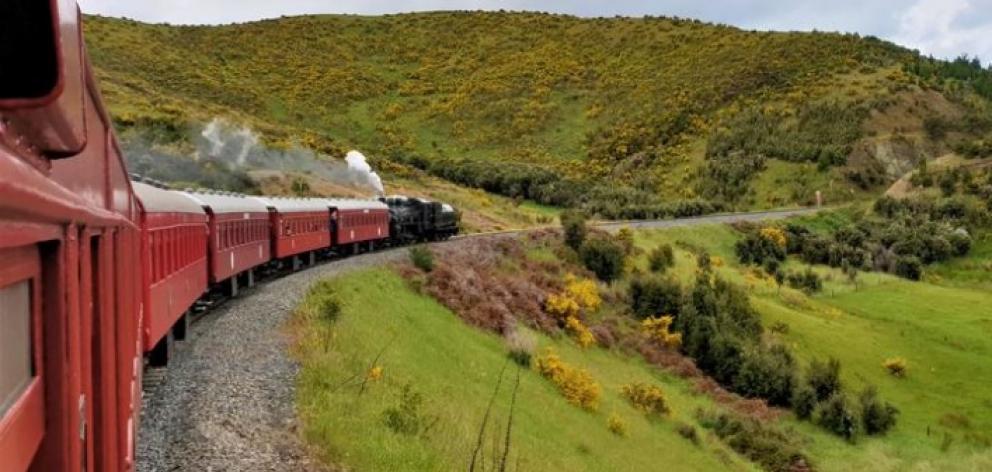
380;195;460;243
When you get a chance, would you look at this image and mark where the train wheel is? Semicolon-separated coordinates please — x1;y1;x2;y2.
148;331;174;368
173;311;189;341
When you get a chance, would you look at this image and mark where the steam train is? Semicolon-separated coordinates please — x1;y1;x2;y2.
0;3;456;471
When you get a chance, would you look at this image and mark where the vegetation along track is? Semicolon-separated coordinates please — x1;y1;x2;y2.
136;207;818;472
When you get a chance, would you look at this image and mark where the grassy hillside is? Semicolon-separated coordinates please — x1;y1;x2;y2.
292;269;757;471
632;224;992;471
291;221;992;471
84;12;992;215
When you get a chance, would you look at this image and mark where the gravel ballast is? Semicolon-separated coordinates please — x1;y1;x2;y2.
137;248;407;472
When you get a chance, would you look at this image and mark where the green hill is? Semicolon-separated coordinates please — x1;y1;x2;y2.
84;12;992;214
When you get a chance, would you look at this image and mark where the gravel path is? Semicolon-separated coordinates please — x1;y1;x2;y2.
137;248;407;472
135;209;817;471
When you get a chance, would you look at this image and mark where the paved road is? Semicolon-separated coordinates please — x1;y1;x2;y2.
136;207;819;471
595;207;820;232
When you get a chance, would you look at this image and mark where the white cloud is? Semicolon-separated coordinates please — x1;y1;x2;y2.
894;0;991;62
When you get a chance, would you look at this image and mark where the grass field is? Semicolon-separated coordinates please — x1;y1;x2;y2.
291;214;991;471
629;223;992;471
291;269;759;471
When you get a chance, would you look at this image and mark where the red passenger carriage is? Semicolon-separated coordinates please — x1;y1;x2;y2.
133;182;208;366
180;191;271;296
0;2;142;470
327;199;390;252
251;197;331;268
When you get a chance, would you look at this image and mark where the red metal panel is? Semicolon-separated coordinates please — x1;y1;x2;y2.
0;246;44;472
269;210;330;259
333;208;390;245
91;231;120;472
138;207;208;352
206;212;270;283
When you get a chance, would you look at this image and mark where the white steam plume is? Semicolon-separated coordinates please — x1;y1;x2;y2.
345;150;385;196
193;118;386;196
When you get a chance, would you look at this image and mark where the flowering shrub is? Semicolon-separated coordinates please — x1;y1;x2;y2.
367;365;384;381
608;412;628;437
564;274;601;311
760;227;788;249
546;275;601;348
545;293;580;319
535;349;601;411
882;357;908;378
621;382;671;417
641;316;682;349
565;316;596;348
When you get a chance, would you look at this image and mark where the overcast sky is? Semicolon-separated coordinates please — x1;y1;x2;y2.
78;0;992;65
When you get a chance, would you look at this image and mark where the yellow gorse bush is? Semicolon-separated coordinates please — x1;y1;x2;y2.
621;382;671;417
564;274;602;311
882;357;908;377
545;293;580;319
535;349;601;411
367;365;384;381
546;275;601;348
565;316;597;348
608;412;628;437
760;227;788;249
641;316;682;349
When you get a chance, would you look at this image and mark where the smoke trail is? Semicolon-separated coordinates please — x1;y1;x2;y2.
191;118;385;196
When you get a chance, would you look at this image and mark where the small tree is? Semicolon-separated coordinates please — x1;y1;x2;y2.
629;276;682;319
579;237;625;282
561;210;588;251
815;393;861;441
806;358;842;402
859;386;899;435
649;243;676;272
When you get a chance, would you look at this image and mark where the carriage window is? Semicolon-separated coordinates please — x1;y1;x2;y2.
0;280;32;418
0;0;58;100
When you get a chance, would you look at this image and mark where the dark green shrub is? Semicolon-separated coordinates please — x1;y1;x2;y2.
383;384;435;436
895;255;923;280
561;210;588;251
792;385;818;420
700;411;810;472
947;231;972;256
733;344;797;406
735;231;786;266
676;422;700;445
409;245;435;272
648;244;676;272
939;171;958;196
579;237;625;282
806;358;842;402
629;276;682;318
307;280;341;322
815;393;861;442
785;267;823;293
859;386;899;435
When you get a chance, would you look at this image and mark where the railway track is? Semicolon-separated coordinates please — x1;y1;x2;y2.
136;206;819;471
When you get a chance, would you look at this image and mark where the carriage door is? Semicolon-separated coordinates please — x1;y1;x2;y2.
88;232;121;471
